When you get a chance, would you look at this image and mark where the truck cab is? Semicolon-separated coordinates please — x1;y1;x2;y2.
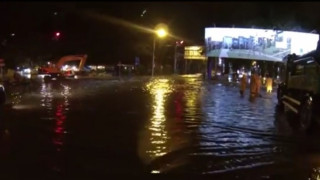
277;50;320;130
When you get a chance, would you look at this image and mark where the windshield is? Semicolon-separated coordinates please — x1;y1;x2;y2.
1;2;320;179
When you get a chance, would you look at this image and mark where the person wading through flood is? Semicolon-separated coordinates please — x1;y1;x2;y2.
250;71;257;100
239;73;247;97
249;70;261;101
255;72;262;97
266;73;273;93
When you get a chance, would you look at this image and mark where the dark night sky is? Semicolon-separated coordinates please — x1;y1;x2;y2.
1;2;320;65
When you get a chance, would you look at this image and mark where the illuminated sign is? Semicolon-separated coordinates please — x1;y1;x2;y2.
205;27;319;61
184;46;206;60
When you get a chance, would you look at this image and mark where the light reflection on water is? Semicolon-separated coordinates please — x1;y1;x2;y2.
139;75;295;174
40;82;71;171
139;75;203;171
183;76;203;121
195;83;280;173
7;77;320;176
143;78;173;159
53;84;70;152
40;83;53;112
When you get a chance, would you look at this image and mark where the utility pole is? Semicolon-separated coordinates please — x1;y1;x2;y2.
174;44;177;74
152;37;156;77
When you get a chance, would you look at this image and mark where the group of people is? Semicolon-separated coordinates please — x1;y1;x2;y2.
239;72;273;99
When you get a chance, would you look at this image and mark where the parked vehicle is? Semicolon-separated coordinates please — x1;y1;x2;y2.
277;50;320;131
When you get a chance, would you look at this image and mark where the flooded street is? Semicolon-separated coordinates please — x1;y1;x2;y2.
1;75;320;179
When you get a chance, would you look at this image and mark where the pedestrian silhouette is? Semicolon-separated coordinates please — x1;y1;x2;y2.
239;73;247;97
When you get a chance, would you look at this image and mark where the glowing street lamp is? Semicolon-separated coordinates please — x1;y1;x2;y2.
152;24;168;77
156;28;167;38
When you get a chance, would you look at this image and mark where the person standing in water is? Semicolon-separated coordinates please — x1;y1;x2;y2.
255;72;262;97
250;71;256;95
239;73;247;97
266;73;273;93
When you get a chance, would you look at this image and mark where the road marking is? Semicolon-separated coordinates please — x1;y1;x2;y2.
283;101;299;114
283;95;301;105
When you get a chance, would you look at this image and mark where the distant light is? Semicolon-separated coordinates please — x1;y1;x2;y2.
263;77;266;84
71;66;78;71
47;62;51;65
38;74;45;78
97;65;105;69
156;28;167;38
25;74;31;79
307;60;314;64
55;32;60;37
11;33;15;37
62;65;69;71
54;12;58;15
23;68;31;74
228;75;232;82
180;40;184;44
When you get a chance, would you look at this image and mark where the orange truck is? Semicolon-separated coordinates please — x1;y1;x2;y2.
39;54;87;79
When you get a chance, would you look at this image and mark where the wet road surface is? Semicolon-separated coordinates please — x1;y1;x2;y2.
1;75;320;179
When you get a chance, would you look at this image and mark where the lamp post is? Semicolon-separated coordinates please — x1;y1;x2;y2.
152;37;156;77
174;40;184;74
152;26;168;77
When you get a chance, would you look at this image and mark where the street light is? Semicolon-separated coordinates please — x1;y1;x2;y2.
152;24;168;77
156;28;167;38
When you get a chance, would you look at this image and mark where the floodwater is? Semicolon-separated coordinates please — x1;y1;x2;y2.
1;75;320;179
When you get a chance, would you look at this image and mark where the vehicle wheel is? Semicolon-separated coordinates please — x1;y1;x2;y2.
299;101;313;131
